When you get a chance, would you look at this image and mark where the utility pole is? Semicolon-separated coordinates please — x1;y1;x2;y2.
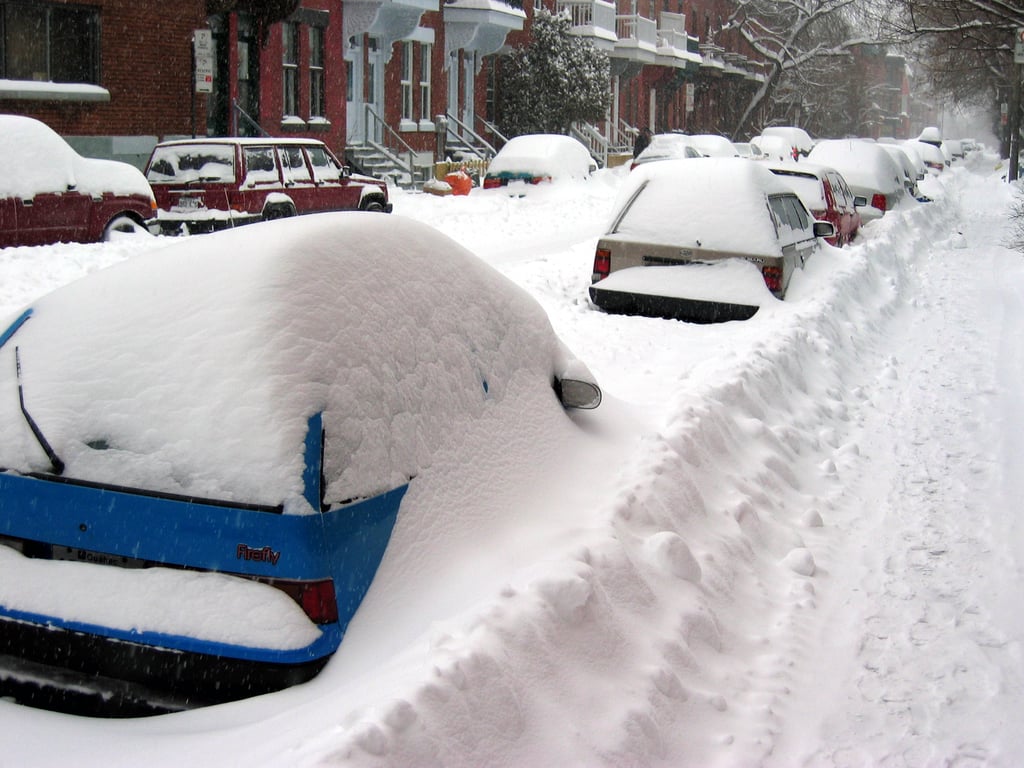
1011;28;1024;181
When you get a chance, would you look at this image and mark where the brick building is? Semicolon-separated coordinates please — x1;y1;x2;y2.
1;0;907;180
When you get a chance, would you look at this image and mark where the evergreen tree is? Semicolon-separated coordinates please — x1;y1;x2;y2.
496;9;611;136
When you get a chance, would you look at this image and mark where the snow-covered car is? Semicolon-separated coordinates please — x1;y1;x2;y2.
482;134;597;190
0;213;601;717
589;158;834;323
757;126;814;159
943;139;964;160
630;133;702;169
807;139;905;221
766;161;862;246
734;142;765;160
688;134;740;158
0;115;156;248
877;143;927;200
904;139;948;175
751;133;798;162
145;138;391;235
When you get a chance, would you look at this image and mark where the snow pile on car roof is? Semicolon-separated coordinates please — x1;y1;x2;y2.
0;213;574;509
0;115;152;200
607;157;790;257
808;140;904;196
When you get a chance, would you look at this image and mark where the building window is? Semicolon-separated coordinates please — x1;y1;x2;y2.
400;41;414;122
309;25;324;119
419;43;432;122
1;2;99;83
282;21;299;117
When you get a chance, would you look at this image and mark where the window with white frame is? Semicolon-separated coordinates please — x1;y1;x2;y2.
282;21;299;117
400;41;414;122
419;43;432;123
309;25;324;119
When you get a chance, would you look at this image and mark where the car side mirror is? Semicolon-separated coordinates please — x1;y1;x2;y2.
554;377;602;409
341;166;352;180
813;221;835;239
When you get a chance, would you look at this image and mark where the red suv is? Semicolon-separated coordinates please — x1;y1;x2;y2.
145;138;391;235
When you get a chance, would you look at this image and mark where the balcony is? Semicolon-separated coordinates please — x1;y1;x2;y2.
656;12;701;72
444;0;527;59
344;0;439;59
554;0;618;50
699;41;726;75
613;13;657;64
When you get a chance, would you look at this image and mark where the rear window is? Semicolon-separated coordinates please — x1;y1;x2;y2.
769;169;825;210
147;145;235;184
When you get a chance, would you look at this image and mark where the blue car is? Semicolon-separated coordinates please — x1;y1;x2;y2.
0;213;601;716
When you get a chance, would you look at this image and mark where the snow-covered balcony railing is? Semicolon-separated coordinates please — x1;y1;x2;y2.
613;13;657;63
722;52;749;78
554;0;617;49
698;41;726;74
656;12;701;71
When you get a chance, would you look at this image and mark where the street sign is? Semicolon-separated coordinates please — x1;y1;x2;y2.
1015;27;1024;64
193;29;214;94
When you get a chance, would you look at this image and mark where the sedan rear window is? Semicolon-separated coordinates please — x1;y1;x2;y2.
147;145;235;184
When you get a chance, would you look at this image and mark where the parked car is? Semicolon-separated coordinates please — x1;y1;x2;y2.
482;134;597;189
904;139;948;175
751;133;798;162
630;133;702;169
765;161;862;246
758;126;814;159
145;137;391;235
0;212;601;717
807;139;905;221
0;115;156;248
688;134;740;157
876;143;927;200
734;142;765;160
943;139;965;160
589;158;834;323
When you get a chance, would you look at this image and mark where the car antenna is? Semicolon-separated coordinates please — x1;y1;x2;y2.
15;346;65;475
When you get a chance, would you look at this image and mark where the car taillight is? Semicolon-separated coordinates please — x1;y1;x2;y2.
263;578;339;624
483;177;503;189
762;265;783;293
592;247;611;282
530;176;552;185
871;193;887;211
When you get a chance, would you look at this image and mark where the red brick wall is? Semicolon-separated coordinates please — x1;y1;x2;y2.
0;0;208;137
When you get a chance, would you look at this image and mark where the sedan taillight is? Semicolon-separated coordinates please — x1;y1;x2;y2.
762;265;783;293
870;193;887;212
592;248;611;282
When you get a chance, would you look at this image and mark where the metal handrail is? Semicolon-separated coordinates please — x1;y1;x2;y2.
475;116;510;149
364;105;419;181
444;112;498;159
571;122;609;168
232;99;270;137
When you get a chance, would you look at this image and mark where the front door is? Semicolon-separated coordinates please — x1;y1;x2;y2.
346;36;386;144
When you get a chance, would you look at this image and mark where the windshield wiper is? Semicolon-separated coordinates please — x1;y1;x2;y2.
15;346;64;476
